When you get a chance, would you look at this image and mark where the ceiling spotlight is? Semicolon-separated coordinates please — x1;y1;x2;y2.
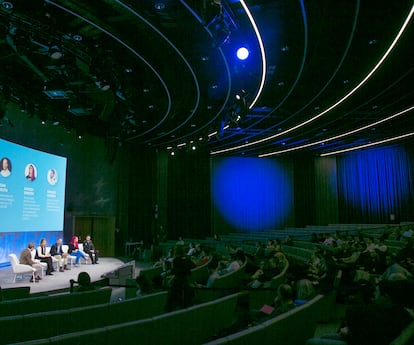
72;34;83;41
281;45;289;52
155;2;165;10
49;46;63;59
236;47;249;60
368;39;377;45
170;151;175;156
191;145;196;151
2;2;13;9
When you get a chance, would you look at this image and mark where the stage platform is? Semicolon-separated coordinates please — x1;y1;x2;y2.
0;257;138;297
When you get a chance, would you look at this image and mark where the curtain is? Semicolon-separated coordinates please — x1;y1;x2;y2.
336;144;414;223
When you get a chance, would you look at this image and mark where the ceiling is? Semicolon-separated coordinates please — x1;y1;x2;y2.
0;0;413;157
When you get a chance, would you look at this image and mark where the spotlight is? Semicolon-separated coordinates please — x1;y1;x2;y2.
49;46;63;59
236;47;249;60
170;151;175;156
2;2;13;10
191;145;196;151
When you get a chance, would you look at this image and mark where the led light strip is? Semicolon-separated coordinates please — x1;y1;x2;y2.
211;4;414;155
239;0;267;110
259;105;414;157
320;131;414;156
44;0;172;136
115;0;201;141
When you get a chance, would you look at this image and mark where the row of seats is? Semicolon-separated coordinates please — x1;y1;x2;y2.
9;292;242;345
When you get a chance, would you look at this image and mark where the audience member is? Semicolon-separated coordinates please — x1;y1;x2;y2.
70;272;95;293
165;245;196;311
50;238;69;272
83;235;99;264
294;279;316;306
135;275;153;297
19;242;42;282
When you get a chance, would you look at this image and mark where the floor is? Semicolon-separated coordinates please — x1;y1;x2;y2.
0;257;150;301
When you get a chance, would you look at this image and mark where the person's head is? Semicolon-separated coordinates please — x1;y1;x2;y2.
28;242;35;250
56;238;63;245
49;169;55;178
1;157;11;171
70;236;78;245
40;238;47;246
27;164;35;178
174;245;186;258
296;279;316;300
136;275;152;294
277;284;294;304
85;235;91;241
77;272;91;287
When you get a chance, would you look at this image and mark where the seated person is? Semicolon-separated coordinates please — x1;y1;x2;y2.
36;238;54;275
83;235;99;264
135;275;153;297
68;236;86;267
306;279;412;345
50;238;70;271
250;283;296;323
220;250;245;275
70;272;95;293
19;242;42;282
294;279;316;306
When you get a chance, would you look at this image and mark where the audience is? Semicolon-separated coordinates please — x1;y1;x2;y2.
165;245;196;311
70;272;95;293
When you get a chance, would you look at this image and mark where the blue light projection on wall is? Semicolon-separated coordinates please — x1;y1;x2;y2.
211;157;294;232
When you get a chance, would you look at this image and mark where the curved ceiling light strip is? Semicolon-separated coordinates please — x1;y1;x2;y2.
45;0;172;137
215;0;359;149
153;0;232;147
239;0;267;110
210;0;310;145
259;105;414;157
211;3;414;155
320;131;414;157
114;0;201;141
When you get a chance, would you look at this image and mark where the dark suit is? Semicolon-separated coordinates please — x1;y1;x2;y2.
83;240;99;263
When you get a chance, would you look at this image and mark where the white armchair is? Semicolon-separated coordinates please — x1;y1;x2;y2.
62;244;77;268
9;253;36;283
78;243;91;264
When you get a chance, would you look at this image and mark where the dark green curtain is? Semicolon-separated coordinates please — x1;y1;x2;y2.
293;155;316;227
167;151;211;240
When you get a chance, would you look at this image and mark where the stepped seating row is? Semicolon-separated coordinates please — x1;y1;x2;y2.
0;286;31;301
10;292;243;345
1;290;168;344
204;294;329;345
0;287;112;317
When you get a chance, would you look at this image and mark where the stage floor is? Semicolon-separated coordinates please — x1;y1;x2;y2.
0;257;128;295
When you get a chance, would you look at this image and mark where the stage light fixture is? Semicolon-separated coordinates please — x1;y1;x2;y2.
236;47;249;60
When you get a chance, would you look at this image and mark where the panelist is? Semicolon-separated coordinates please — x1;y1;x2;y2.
19;242;42;282
50;238;69;272
83;235;99;264
36;238;54;275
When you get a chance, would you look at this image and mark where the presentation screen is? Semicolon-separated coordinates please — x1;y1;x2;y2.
0;139;67;232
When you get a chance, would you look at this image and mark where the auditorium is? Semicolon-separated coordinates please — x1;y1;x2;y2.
0;0;413;344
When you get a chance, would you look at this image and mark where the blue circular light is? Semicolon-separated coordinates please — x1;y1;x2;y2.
237;47;249;60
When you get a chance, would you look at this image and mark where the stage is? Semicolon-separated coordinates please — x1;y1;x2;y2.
0;257;136;298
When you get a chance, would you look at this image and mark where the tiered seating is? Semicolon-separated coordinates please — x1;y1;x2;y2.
0;287;112;317
204;294;327;345
10;292;243;345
